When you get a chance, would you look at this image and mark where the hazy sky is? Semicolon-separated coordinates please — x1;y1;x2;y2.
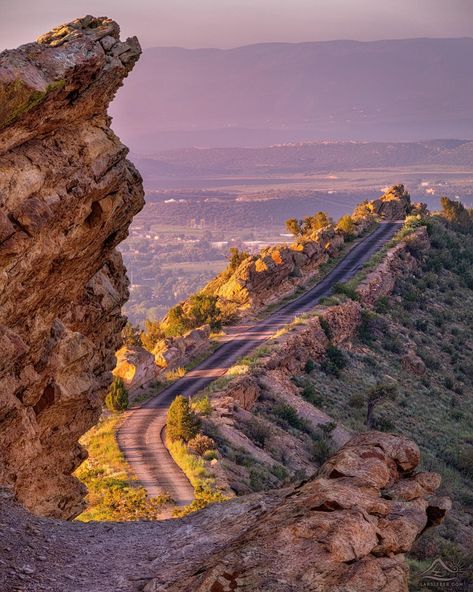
2;0;473;50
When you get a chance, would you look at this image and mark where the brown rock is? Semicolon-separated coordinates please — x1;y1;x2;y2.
0;17;143;518
402;349;427;375
114;345;158;393
154;324;211;371
224;375;260;410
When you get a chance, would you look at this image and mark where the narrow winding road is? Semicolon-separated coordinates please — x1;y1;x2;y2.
117;221;402;506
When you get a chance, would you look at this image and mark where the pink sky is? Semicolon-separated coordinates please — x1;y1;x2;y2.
1;0;473;51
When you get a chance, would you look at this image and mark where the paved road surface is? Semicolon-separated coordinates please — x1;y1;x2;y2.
117;221;402;506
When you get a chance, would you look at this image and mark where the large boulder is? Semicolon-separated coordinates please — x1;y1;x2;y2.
114;345;158;392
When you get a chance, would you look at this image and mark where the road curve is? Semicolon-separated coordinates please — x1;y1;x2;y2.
117;221;403;506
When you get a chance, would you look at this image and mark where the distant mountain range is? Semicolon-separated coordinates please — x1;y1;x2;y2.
111;38;473;151
132;139;473;177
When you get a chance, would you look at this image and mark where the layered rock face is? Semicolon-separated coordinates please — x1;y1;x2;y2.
0;17;144;518
0;432;449;591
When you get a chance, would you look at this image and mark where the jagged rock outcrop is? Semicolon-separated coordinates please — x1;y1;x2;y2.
0;17;144;518
154;324;212;370
365;184;413;220
114;345;158;394
0;432;449;592
114;325;212;395
205;224;347;314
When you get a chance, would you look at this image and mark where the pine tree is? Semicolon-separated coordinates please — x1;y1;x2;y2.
337;214;355;237
140;319;164;352
285;218;303;236
166;395;201;442
122;322;141;348
105;377;129;412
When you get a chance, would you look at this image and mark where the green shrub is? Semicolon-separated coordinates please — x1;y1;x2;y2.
249;466;272;491
228;247;250;270
358;309;375;344
203;449;218;461
164;305;191;337
381;336;403;354
349;393;365;408
321;345;347;377
122;322;141;347
191;394;212;416
302;211;332;235
319;317;332;339
333;282;360;301
304;358;316;373
372;416;395;432
285;218;303;236
444;376;454;390
301;383;323;406
374;296;389;313
140;319;164;352
312;437;332;464
105;377;128;412
242;418;270;447
271;464;289;481
320;421;337;435
337;214;356;238
166;395;201;443
187;434;216;456
273;403;308;432
187;293;221;330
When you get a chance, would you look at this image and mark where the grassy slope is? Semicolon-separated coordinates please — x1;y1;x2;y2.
289;217;473;582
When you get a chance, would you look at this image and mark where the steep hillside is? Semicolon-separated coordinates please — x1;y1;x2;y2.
194;209;472;571
111;38;473;150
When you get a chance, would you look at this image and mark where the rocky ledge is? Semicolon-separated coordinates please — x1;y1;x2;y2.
0;17;144;518
0;432;449;592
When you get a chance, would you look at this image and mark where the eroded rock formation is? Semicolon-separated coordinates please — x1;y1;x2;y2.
0;432;449;592
0;17;144;518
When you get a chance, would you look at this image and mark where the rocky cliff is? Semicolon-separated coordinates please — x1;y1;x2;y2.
0;432;449;592
0;17;144;518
